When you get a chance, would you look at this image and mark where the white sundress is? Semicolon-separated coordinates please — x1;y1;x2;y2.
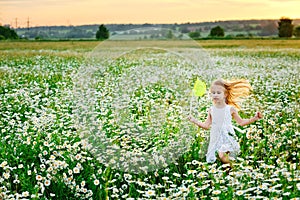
206;105;240;163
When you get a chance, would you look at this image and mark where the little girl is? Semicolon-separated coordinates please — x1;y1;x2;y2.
188;78;263;165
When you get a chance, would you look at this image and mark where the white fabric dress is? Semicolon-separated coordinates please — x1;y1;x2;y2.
206;105;240;163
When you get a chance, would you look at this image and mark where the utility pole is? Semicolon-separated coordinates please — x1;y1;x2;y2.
27;17;29;30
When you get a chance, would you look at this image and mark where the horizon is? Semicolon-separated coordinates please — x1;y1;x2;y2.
11;17;300;29
1;0;300;27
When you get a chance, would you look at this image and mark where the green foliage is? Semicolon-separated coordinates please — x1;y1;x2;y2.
294;26;300;37
209;26;225;37
96;24;109;40
278;17;294;38
188;31;201;39
166;30;174;39
0;26;19;40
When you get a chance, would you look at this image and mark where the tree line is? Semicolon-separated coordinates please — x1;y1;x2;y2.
0;26;19;40
96;18;300;40
188;17;298;39
1;17;300;40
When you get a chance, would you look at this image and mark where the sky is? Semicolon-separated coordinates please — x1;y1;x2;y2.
0;0;299;27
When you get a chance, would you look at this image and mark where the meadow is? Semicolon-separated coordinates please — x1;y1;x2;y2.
0;39;299;199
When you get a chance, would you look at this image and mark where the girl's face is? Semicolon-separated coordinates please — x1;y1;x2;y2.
210;85;226;104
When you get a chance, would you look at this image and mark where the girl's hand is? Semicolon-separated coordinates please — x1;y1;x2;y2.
255;112;263;120
188;115;195;122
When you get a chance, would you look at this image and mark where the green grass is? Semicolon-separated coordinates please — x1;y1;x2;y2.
1;38;300;51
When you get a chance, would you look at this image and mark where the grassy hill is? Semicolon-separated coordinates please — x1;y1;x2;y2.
13;19;300;40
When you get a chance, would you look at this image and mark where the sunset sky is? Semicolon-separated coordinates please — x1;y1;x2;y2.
0;0;299;27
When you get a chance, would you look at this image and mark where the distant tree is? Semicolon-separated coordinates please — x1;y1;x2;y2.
188;31;201;39
0;26;18;39
166;30;174;39
209;26;224;37
278;17;293;38
96;24;109;40
294;26;300;37
235;33;245;38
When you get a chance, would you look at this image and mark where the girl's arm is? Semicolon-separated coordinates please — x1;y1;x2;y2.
231;107;263;126
188;109;212;130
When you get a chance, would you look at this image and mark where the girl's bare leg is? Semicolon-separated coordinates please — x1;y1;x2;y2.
218;151;232;174
218;151;231;164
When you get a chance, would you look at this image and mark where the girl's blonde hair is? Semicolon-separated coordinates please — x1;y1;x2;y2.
211;78;252;110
